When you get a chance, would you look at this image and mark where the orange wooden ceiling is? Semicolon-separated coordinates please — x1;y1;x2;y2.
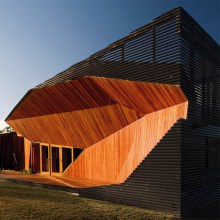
6;76;188;186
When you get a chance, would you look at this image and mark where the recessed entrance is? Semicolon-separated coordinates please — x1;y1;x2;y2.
40;144;73;175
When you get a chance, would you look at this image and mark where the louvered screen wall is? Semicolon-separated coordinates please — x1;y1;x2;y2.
80;122;182;214
179;9;220;215
36;8;181;88
32;7;219;215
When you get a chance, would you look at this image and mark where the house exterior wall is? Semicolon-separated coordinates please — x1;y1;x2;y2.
36;7;183;214
179;9;220;215
37;7;219;215
80;122;182;214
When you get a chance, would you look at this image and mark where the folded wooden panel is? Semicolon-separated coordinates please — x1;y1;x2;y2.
6;77;187;148
7;78;112;120
7;104;144;148
6;76;187;120
88;77;187;114
6;77;188;186
63;102;188;184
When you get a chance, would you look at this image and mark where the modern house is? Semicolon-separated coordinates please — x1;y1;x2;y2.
4;7;220;216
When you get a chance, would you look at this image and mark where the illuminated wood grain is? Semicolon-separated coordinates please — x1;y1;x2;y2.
6;76;187;120
8;104;144;147
24;138;31;170
63;103;188;183
6;77;188;186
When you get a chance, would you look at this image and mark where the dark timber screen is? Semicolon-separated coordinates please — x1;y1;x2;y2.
35;7;219;215
0;132;25;171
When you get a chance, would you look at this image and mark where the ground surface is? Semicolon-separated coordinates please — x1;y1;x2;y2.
0;181;174;220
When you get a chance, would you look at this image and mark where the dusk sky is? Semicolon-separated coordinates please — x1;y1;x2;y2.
0;0;219;125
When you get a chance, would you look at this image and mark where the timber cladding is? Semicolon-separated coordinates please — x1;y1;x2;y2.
6;76;188;184
5;6;220;216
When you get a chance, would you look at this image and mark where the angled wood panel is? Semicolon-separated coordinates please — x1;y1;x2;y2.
6;76;188;187
6;78;112;120
7;104;144;148
88;77;187;114
6;76;187;120
7;77;187;149
63;103;187;184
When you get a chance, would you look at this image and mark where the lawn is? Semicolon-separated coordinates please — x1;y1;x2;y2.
0;181;175;220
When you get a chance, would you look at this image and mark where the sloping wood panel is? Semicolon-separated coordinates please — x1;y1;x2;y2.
6;77;187;120
63;103;188;184
7;78;112;120
7;76;187;148
88;77;187;114
7;104;144;148
6;77;188;186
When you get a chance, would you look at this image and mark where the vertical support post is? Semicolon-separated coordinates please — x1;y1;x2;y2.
24;138;31;171
39;144;42;173
49;144;52;175
60;147;63;173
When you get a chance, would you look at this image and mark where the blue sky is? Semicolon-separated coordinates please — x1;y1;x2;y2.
0;0;219;122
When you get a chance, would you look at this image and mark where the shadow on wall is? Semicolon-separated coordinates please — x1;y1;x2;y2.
183;200;220;220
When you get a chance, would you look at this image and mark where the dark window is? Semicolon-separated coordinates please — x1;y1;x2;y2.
62;148;72;172
208;138;220;169
74;148;84;160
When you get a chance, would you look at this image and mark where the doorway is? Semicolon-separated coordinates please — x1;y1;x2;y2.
40;144;50;174
40;144;73;175
51;146;60;174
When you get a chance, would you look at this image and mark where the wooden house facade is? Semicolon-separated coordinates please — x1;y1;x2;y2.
5;7;220;216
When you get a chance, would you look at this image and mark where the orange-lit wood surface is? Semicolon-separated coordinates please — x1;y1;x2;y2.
6;76;186;120
8;104;144;147
0;171;113;188
63;103;187;183
6;76;188;186
24;138;31;170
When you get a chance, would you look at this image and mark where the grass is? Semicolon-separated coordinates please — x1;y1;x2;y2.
0;181;175;220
